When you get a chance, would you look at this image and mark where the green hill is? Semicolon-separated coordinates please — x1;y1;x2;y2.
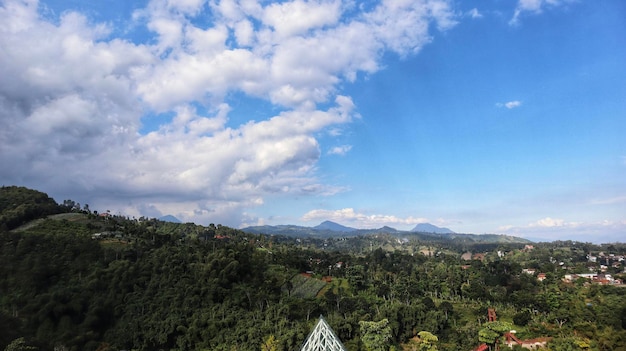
0;186;62;231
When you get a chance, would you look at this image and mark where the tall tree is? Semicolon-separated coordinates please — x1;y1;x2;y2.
416;331;439;351
478;321;513;351
360;319;392;351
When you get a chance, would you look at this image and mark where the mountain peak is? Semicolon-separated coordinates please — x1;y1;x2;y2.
159;215;181;223
411;223;455;234
313;220;356;232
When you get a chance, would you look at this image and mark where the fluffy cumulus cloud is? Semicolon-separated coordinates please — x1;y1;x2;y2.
302;208;430;229
0;0;456;226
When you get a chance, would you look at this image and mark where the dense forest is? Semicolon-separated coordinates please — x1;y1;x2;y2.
1;186;626;351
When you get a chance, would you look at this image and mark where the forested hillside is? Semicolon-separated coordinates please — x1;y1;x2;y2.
1;187;625;351
0;186;62;231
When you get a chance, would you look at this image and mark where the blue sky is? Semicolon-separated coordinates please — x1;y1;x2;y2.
1;0;624;242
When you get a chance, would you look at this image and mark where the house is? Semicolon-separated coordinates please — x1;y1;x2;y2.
503;331;551;350
472;253;486;261
537;273;547;281
563;273;619;285
505;337;551;350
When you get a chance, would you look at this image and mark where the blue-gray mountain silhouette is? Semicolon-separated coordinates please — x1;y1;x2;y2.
313;220;356;232
411;223;455;234
159;215;182;223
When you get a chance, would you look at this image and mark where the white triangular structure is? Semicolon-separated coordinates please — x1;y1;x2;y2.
300;316;347;351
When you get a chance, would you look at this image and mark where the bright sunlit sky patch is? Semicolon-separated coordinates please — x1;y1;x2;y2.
1;0;624;243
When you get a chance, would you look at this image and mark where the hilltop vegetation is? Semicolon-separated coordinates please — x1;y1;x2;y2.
1;186;626;351
0;186;62;231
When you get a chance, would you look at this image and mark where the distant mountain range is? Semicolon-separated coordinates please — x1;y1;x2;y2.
246;221;454;235
242;221;531;243
243;221;405;237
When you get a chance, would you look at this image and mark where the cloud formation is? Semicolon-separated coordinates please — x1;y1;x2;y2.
0;0;456;226
510;0;572;25
467;8;482;19
497;100;522;109
328;145;352;156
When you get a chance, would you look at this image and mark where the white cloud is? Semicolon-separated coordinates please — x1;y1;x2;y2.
302;208;430;229
467;8;482;19
136;48;270;110
529;217;567;228
328;145;352;156
364;0;456;56
0;0;456;227
233;19;254;46
510;0;572;26
132;0;459;112
497;100;522;109
261;0;342;39
505;101;522;109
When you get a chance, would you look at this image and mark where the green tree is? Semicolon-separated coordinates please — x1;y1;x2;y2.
513;310;532;327
416;331;439;351
4;338;38;351
346;264;368;291
546;337;591;351
478;321;513;350
261;335;279;351
360;319;392;351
